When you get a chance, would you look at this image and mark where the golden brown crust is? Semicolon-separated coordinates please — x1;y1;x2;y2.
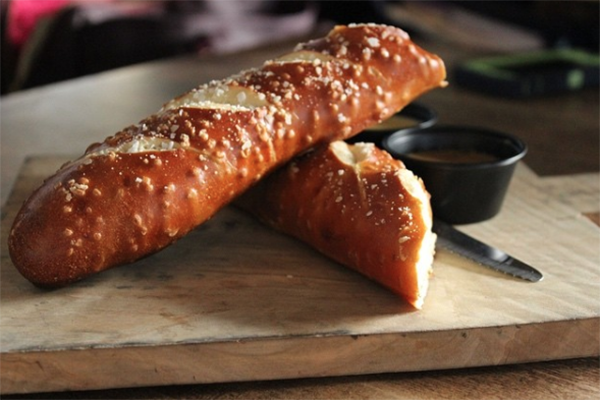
237;141;436;308
9;24;445;287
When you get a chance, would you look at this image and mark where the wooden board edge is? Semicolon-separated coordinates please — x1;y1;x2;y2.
2;317;598;395
584;212;600;227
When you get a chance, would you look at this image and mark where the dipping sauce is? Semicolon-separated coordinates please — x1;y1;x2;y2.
366;114;419;131
408;149;499;164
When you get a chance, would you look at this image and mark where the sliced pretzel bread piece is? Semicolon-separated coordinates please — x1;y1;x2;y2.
238;141;436;309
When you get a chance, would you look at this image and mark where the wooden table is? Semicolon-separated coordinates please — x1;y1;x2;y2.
1;34;599;399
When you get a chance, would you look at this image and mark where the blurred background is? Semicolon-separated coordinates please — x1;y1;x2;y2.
1;0;598;95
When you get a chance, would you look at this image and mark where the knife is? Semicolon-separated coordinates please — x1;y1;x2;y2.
432;219;543;282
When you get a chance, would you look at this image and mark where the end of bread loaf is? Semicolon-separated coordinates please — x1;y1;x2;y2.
393;167;436;309
330;142;435;308
239;141;436;309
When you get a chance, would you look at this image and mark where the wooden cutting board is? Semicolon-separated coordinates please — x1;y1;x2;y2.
1;156;598;394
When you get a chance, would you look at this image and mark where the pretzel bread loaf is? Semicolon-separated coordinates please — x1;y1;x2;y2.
237;141;436;309
9;24;446;287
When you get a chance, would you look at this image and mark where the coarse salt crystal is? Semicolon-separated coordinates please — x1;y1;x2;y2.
366;37;380;48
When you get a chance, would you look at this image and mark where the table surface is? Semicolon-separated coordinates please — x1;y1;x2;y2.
1;29;599;399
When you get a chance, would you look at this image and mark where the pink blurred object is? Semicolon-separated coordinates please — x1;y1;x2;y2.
7;0;69;48
6;0;124;49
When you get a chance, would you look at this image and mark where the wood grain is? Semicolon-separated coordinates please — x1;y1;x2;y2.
2;358;599;400
1;157;598;395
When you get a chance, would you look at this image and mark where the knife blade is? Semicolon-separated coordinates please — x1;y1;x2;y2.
432;219;543;282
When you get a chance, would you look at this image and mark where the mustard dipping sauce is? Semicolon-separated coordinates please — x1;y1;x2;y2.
407;149;499;164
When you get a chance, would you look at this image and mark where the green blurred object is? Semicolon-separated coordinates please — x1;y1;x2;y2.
454;49;600;98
